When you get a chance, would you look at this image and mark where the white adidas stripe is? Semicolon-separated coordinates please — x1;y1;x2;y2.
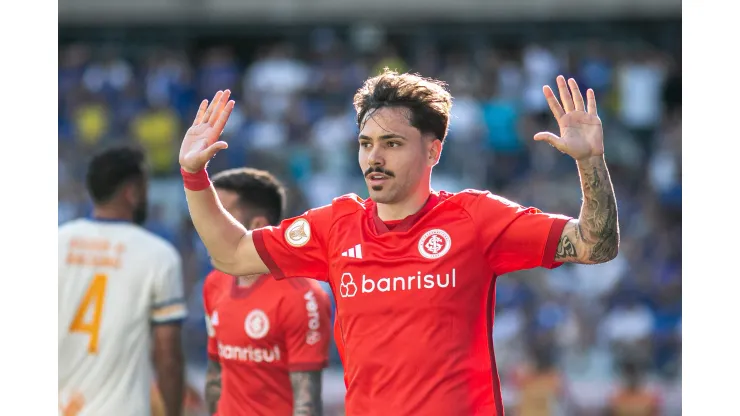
341;244;363;259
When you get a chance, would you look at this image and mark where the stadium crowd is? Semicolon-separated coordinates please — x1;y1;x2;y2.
58;26;681;414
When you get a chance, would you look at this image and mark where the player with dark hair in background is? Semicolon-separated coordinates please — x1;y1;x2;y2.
179;70;619;415
59;145;185;416
607;360;661;416
202;167;332;416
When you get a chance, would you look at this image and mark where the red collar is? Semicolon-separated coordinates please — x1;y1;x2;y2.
370;192;440;235
230;274;269;298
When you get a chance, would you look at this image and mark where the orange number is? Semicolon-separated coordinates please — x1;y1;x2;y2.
59;393;85;416
69;274;107;354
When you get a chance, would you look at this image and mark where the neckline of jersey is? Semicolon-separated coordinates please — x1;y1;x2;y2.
370;191;441;235
230;274;269;298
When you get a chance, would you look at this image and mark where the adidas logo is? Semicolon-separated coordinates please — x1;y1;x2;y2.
341;244;363;259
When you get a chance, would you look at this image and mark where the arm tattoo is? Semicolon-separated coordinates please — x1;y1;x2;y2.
554;157;619;264
290;371;323;416
205;359;222;414
556;234;577;259
578;159;619;263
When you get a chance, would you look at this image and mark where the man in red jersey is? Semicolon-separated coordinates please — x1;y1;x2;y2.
201;167;332;416
179;69;619;415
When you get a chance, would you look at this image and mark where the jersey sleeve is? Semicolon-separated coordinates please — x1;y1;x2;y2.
252;205;332;282
282;283;332;372
202;272;220;362
150;248;188;325
467;191;571;276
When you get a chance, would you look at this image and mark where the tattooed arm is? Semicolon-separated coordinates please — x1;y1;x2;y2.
290;371;323;416
555;155;620;264
205;358;222;414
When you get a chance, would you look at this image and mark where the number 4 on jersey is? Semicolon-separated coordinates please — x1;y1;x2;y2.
69;274;108;354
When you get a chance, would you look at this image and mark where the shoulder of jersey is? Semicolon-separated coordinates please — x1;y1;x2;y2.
435;188;487;208
448;189;522;208
330;193;367;215
57;218;89;236
130;226;182;261
451;188;489;199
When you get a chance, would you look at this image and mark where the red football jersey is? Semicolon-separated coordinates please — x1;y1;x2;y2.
252;190;570;415
203;271;332;416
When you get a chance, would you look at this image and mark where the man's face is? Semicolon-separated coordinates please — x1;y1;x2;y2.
358;107;439;204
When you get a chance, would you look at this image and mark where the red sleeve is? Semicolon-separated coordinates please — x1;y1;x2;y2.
202;272;220;362
282;282;332;372
252;205;332;282
467;192;571;276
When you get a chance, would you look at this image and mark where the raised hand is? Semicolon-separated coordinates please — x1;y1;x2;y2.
179;90;235;173
534;76;604;161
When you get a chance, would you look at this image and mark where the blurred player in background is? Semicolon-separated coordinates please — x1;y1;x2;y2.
178;70;620;415
513;342;571;416
202;167;332;416
58;145;185;416
607;360;661;416
151;382;205;416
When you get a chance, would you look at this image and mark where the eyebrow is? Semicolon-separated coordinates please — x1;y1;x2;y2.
358;134;407;141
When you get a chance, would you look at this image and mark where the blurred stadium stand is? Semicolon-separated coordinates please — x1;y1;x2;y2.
59;0;681;413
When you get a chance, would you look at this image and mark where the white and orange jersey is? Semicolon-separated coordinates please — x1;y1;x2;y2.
58;218;187;416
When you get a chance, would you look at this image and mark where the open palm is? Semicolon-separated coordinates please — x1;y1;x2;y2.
534;76;604;161
179;90;235;173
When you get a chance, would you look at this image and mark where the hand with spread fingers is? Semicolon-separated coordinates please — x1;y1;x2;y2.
179;90;236;173
535;75;604;161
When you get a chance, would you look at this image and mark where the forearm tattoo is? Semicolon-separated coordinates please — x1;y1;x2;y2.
555;158;619;263
205;359;222;414
579;161;619;262
290;371;323;416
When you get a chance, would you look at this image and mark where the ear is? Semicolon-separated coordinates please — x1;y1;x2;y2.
427;139;443;167
248;216;271;230
121;182;139;205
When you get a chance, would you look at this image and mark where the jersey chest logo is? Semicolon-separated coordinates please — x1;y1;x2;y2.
244;309;270;339
418;229;452;259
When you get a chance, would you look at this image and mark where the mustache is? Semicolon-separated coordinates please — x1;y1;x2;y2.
364;167;395;178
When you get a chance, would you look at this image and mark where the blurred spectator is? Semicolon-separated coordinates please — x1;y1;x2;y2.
73;91;111;149
616;50;668;154
600;295;656;364
244;44;311;119
81;48;133;96
521;43;560;118
512;341;571;416
577;41;614;99
198;47;241;100
131;100;181;175
607;360;662;416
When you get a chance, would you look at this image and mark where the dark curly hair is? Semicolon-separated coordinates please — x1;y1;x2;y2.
353;68;453;143
86;145;146;204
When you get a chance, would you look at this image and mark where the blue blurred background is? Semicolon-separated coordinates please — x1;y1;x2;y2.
59;1;681;414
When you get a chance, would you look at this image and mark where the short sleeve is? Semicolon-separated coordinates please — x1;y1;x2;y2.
252;205;332;282
468;192;571;276
282;283;332;372
150;249;187;325
202;273;219;362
